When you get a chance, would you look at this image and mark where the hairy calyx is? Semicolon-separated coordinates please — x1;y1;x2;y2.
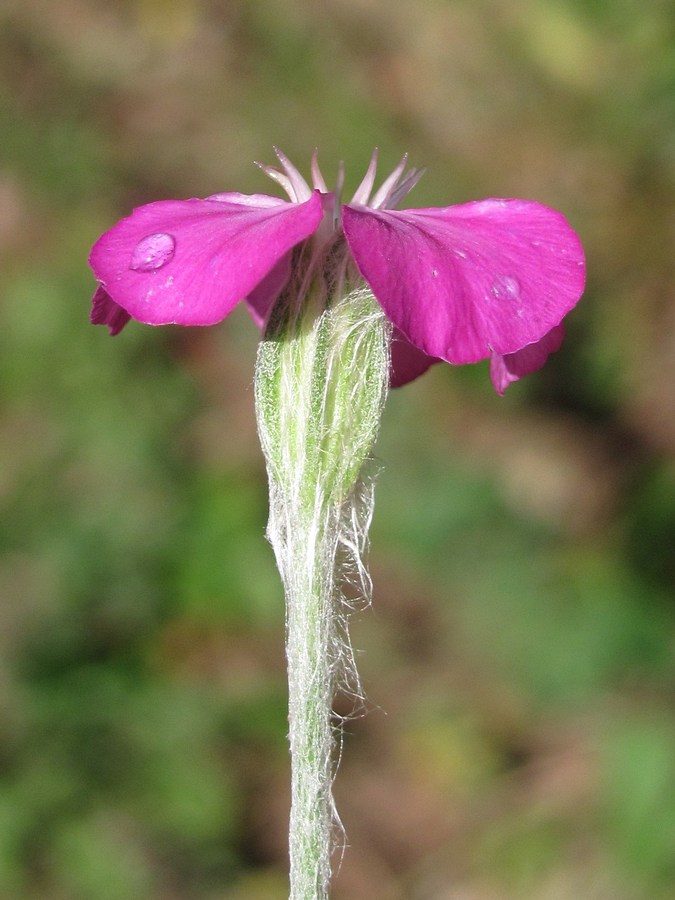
254;240;390;898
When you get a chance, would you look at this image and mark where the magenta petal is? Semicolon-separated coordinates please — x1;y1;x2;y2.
245;253;292;330
90;285;132;335
390;328;440;387
343;200;585;364
89;191;322;327
490;323;565;395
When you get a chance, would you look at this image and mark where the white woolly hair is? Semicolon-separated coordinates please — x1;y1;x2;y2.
254;247;390;898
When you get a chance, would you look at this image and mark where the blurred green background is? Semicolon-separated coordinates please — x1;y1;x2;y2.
1;0;675;897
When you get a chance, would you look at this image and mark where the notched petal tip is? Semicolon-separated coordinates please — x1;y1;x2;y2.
91;285;132;335
489;323;566;394
389;329;440;387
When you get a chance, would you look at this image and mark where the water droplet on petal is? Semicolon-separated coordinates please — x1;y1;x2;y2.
431;268;439;278
454;249;468;260
130;233;176;272
490;275;521;301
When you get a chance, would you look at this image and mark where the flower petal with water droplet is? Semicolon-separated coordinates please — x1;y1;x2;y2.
130;232;176;272
490;274;521;301
89;192;323;327
343;199;585;365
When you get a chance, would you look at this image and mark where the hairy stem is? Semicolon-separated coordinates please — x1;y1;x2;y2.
283;511;337;898
255;273;389;899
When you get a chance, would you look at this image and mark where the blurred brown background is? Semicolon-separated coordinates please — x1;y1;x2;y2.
1;1;675;897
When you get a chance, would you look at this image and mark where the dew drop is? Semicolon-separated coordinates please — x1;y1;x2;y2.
454;249;467;259
490;275;521;301
431;268;439;278
130;233;176;272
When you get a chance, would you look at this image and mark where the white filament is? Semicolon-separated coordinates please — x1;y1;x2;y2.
257;147;425;215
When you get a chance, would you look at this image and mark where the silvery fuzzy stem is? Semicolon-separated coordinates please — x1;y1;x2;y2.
254;251;390;900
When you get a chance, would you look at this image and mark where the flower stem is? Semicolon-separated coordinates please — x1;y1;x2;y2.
284;514;337;898
254;275;390;898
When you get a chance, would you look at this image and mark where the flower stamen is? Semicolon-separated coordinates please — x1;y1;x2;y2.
310;148;328;193
351;148;379;207
388;166;427;209
254;159;294;199
333;160;345;229
370;153;409;209
255;148;314;203
273;146;314;202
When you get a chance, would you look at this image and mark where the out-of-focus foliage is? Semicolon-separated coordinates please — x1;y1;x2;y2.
1;1;674;897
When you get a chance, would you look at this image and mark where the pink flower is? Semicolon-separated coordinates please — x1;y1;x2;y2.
89;149;585;392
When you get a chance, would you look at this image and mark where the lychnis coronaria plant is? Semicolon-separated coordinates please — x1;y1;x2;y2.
89;148;585;899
